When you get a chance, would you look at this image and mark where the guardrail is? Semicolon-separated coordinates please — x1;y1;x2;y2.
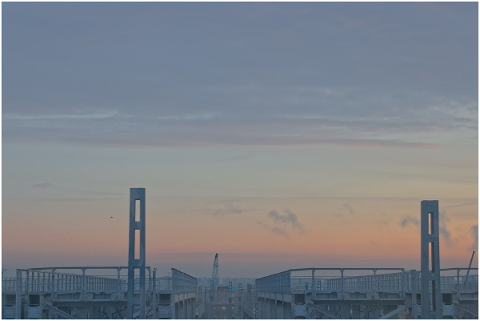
172;268;198;293
3;277;17;293
243;302;256;318
4;267;199;296
256;267;478;295
9;267;151;294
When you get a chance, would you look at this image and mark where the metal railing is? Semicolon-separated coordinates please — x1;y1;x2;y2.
4;267;152;295
255;270;291;293
154;269;198;293
2;277;17;293
243;302;256;318
4;266;199;296
171;268;198;293
256;268;405;294
155;276;173;292
256;267;478;296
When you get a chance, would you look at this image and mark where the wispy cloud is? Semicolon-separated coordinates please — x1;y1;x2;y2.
268;209;305;234
213;203;243;217
209;155;251;163
48;229;83;239
439;210;454;248
342;203;354;215
212;203;260;217
256;221;268;229
5;110;117;120
271;227;289;238
256;221;289;238
399;215;420;228
469;225;478;251
31;183;53;189
2;3;476;151
332;212;343;219
3;91;474;149
332;203;355;219
443;202;479;209
398;210;454;248
156;113;220;121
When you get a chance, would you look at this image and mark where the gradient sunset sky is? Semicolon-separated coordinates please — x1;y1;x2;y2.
2;2;478;278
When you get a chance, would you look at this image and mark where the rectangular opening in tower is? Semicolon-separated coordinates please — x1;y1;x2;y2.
430;242;435;272
135;229;140;259
135;199;140;222
429;212;434;235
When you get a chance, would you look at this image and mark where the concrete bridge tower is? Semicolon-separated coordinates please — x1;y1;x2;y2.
421;200;442;319
127;188;146;319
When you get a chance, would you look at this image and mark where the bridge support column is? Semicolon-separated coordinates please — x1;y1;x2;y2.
256;297;261;319
409;270;419;319
188;298;193;319
264;298;268;318
352;305;361;318
151;269;157;319
265;298;271;318
127;188;146;319
183;298;187;319
340;304;350;318
273;294;277;319
276;300;284;319
367;305;382;318
190;299;193;319
284;302;292;318
261;296;266;319
397;305;407;318
421;200;442;319
271;298;276;318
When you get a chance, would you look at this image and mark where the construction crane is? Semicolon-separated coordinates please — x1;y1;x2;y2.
211;253;219;291
464;250;476;286
207;253;220;318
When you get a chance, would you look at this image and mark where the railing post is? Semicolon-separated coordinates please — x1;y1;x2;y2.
25;269;31;318
149;267;152;292
411;270;418;319
26;269;30;295
82;268;86;301
456;269;460;296
117;268;122;293
312;269;316;301
51;269;56;297
15;270;22;319
172;271;176;319
340;269;344;299
152;268;157;319
286;273;289;293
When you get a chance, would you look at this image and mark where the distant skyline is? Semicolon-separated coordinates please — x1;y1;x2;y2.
2;2;478;278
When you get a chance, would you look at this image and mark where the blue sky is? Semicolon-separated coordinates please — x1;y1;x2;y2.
2;2;478;278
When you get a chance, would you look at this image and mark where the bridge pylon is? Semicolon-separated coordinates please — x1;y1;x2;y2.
127;188;146;319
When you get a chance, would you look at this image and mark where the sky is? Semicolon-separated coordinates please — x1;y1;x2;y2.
2;2;478;278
